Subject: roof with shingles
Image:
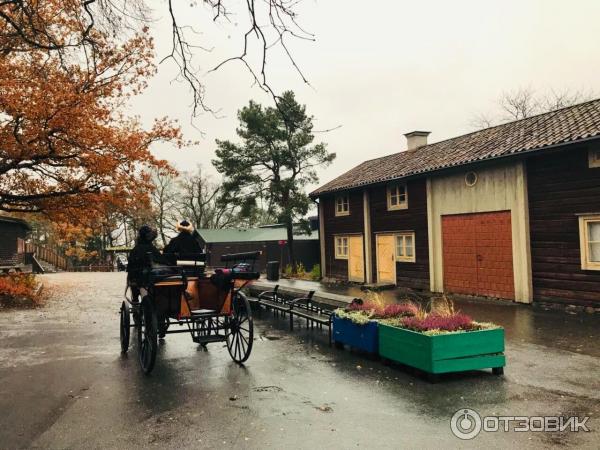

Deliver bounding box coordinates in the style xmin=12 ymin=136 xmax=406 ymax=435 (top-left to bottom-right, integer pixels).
xmin=310 ymin=98 xmax=600 ymax=196
xmin=196 ymin=227 xmax=318 ymax=243
xmin=0 ymin=215 xmax=31 ymax=230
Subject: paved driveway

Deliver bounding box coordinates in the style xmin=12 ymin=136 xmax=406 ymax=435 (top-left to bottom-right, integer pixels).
xmin=0 ymin=273 xmax=598 ymax=449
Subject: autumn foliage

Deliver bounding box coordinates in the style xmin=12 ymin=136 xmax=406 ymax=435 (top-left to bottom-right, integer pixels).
xmin=0 ymin=1 xmax=183 ymax=224
xmin=0 ymin=274 xmax=41 ymax=307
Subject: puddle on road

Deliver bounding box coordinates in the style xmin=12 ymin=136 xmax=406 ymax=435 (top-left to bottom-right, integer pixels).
xmin=253 ymin=386 xmax=283 ymax=393
xmin=259 ymin=334 xmax=282 ymax=341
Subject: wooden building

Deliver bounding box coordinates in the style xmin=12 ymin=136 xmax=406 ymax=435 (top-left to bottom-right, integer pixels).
xmin=196 ymin=224 xmax=319 ymax=273
xmin=0 ymin=216 xmax=31 ymax=267
xmin=311 ymin=100 xmax=600 ymax=308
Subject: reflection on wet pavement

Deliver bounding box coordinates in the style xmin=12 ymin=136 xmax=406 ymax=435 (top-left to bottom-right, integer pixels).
xmin=0 ymin=273 xmax=598 ymax=449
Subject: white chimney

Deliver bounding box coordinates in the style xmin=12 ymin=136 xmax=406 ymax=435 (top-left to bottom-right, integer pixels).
xmin=404 ymin=131 xmax=431 ymax=151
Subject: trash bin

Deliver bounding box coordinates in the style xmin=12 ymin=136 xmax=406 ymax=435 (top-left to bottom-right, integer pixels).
xmin=266 ymin=261 xmax=280 ymax=281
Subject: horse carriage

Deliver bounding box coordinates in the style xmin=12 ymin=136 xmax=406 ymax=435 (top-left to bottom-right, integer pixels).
xmin=119 ymin=251 xmax=260 ymax=374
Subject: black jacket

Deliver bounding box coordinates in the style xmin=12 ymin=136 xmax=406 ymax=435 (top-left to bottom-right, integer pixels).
xmin=127 ymin=240 xmax=164 ymax=283
xmin=163 ymin=231 xmax=203 ymax=258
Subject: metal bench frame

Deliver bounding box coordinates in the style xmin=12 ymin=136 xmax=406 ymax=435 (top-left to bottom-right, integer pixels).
xmin=254 ymin=285 xmax=333 ymax=345
xmin=256 ymin=285 xmax=289 ymax=317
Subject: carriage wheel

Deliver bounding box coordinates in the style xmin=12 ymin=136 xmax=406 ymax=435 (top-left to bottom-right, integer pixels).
xmin=158 ymin=315 xmax=169 ymax=339
xmin=137 ymin=297 xmax=158 ymax=374
xmin=120 ymin=301 xmax=130 ymax=353
xmin=226 ymin=291 xmax=254 ymax=364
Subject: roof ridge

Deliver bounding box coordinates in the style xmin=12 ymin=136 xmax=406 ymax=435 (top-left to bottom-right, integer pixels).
xmin=322 ymin=98 xmax=600 ymax=177
xmin=414 ymin=97 xmax=600 ymax=152
xmin=311 ymin=97 xmax=600 ymax=196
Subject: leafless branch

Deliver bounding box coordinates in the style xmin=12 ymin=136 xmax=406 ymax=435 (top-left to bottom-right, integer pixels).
xmin=1 ymin=1 xmax=314 ymax=116
xmin=470 ymin=87 xmax=595 ymax=130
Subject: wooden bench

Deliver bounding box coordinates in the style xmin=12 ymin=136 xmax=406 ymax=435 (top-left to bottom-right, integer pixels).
xmin=250 ymin=284 xmax=336 ymax=345
xmin=254 ymin=285 xmax=290 ymax=317
xmin=288 ymin=290 xmax=334 ymax=344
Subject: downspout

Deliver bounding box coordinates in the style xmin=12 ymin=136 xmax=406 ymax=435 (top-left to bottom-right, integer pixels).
xmin=313 ymin=198 xmax=326 ymax=279
xmin=363 ymin=189 xmax=373 ymax=284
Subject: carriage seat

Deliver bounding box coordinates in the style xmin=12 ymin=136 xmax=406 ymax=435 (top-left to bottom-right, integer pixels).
xmin=152 ymin=274 xmax=185 ymax=283
xmin=190 ymin=309 xmax=217 ymax=316
xmin=149 ymin=265 xmax=185 ymax=284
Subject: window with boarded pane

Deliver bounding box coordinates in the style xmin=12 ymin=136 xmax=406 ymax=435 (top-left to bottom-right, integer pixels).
xmin=589 ymin=149 xmax=600 ymax=168
xmin=387 ymin=184 xmax=408 ymax=210
xmin=395 ymin=232 xmax=415 ymax=262
xmin=335 ymin=195 xmax=350 ymax=216
xmin=335 ymin=236 xmax=349 ymax=259
xmin=579 ymin=215 xmax=600 ymax=270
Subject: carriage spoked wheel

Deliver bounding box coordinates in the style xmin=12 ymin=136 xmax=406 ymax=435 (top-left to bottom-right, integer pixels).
xmin=158 ymin=315 xmax=169 ymax=339
xmin=226 ymin=291 xmax=253 ymax=364
xmin=137 ymin=297 xmax=158 ymax=374
xmin=119 ymin=301 xmax=130 ymax=353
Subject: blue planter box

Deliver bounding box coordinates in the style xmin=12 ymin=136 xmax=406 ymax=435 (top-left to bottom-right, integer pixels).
xmin=332 ymin=316 xmax=379 ymax=353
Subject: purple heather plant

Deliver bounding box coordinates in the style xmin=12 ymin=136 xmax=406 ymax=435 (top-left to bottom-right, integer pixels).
xmin=375 ymin=303 xmax=419 ymax=319
xmin=400 ymin=313 xmax=476 ymax=333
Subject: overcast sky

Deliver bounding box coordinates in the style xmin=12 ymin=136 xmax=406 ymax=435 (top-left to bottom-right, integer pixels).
xmin=132 ymin=0 xmax=600 ymax=192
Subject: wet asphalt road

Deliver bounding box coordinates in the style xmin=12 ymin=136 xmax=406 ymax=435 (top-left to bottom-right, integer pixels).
xmin=0 ymin=272 xmax=598 ymax=449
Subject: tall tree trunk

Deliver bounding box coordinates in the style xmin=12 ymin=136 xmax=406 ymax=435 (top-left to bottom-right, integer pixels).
xmin=286 ymin=222 xmax=296 ymax=274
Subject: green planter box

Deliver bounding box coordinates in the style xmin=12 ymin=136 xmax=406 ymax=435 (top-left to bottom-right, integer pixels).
xmin=378 ymin=323 xmax=505 ymax=375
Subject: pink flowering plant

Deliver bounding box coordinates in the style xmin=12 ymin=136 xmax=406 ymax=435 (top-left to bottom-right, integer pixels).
xmin=334 ymin=293 xmax=496 ymax=333
xmin=374 ymin=303 xmax=420 ymax=319
xmin=381 ymin=296 xmax=499 ymax=335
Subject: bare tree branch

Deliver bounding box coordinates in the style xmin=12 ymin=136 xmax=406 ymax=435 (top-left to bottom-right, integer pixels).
xmin=470 ymin=87 xmax=595 ymax=130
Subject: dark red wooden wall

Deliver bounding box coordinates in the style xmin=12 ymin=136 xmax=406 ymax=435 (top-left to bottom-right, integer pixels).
xmin=321 ymin=190 xmax=364 ymax=279
xmin=368 ymin=179 xmax=430 ymax=290
xmin=0 ymin=222 xmax=28 ymax=263
xmin=203 ymin=240 xmax=319 ymax=272
xmin=527 ymin=144 xmax=600 ymax=307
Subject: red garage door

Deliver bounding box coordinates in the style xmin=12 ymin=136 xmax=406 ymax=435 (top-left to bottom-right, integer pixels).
xmin=442 ymin=211 xmax=515 ymax=300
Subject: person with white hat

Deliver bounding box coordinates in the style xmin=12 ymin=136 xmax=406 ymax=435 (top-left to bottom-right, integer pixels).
xmin=163 ymin=220 xmax=203 ymax=259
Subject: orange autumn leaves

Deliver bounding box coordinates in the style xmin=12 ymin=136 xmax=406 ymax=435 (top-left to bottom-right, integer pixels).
xmin=0 ymin=0 xmax=184 ymax=224
xmin=0 ymin=273 xmax=41 ymax=307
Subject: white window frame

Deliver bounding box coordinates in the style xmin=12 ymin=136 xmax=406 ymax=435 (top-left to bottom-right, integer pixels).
xmin=579 ymin=215 xmax=600 ymax=270
xmin=395 ymin=232 xmax=416 ymax=263
xmin=334 ymin=236 xmax=349 ymax=259
xmin=335 ymin=195 xmax=350 ymax=216
xmin=589 ymin=149 xmax=600 ymax=168
xmin=387 ymin=184 xmax=408 ymax=211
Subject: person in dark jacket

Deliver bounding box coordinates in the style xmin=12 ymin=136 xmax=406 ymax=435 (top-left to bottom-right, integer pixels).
xmin=127 ymin=225 xmax=163 ymax=301
xmin=163 ymin=220 xmax=203 ymax=262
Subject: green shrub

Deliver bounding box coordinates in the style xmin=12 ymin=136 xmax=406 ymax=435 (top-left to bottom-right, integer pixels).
xmin=283 ymin=264 xmax=293 ymax=277
xmin=309 ymin=263 xmax=321 ymax=280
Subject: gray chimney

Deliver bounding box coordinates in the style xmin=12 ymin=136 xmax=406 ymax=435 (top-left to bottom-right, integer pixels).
xmin=404 ymin=131 xmax=431 ymax=151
